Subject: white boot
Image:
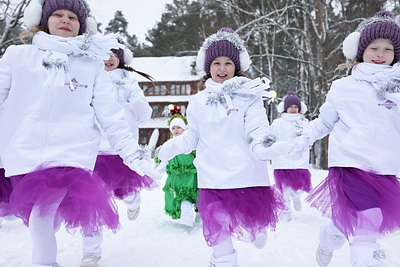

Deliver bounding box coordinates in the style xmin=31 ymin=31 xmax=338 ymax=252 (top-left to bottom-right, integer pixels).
xmin=179 ymin=200 xmax=195 ymax=228
xmin=80 ymin=255 xmax=101 ymax=267
xmin=82 ymin=231 xmax=103 ymax=261
xmin=209 ymin=250 xmax=239 ymax=267
xmin=316 ymin=222 xmax=346 ymax=267
xmin=124 ymin=193 xmax=141 ymax=221
xmin=350 ymin=242 xmax=385 ymax=267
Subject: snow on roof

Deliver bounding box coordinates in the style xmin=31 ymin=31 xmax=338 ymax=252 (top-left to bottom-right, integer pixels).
xmin=130 ymin=56 xmax=205 ymax=82
xmin=145 ymin=95 xmax=192 ymax=103
xmin=139 ymin=117 xmax=170 ymax=129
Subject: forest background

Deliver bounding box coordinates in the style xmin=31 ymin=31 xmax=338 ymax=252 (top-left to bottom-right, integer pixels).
xmin=1 ymin=0 xmax=400 ymax=169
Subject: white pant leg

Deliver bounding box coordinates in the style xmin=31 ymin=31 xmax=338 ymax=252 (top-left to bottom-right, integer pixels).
xmin=212 ymin=236 xmax=234 ymax=258
xmin=353 ymin=208 xmax=382 ymax=243
xmin=30 ymin=201 xmax=63 ymax=266
xmin=123 ymin=193 xmax=141 ymax=210
xmin=282 ymin=186 xmax=291 ymax=209
xmin=82 ymin=231 xmax=103 ymax=256
xmin=180 ymin=200 xmax=194 ymax=227
xmin=289 ymin=188 xmax=302 ymax=201
xmin=210 ymin=236 xmax=238 ymax=266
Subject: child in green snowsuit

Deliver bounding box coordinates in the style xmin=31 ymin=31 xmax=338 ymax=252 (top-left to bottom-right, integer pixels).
xmin=158 ymin=113 xmax=198 ymax=228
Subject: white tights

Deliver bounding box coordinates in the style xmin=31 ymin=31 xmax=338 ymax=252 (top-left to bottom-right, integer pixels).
xmin=29 ymin=199 xmax=64 ymax=266
xmin=353 ymin=207 xmax=383 ymax=244
xmin=212 ymin=236 xmax=234 ymax=258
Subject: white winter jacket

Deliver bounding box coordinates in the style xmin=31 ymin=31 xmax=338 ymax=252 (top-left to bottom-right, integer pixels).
xmin=305 ymin=74 xmax=400 ymax=175
xmin=270 ymin=113 xmax=310 ymax=169
xmin=99 ymin=69 xmax=152 ymax=152
xmin=0 ymin=44 xmax=140 ymax=176
xmin=163 ymin=77 xmax=272 ymax=189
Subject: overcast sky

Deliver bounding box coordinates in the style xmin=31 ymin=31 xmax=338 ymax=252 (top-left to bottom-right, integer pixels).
xmin=86 ymin=0 xmax=174 ymax=43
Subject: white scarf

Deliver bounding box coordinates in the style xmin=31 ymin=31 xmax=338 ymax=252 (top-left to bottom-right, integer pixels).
xmin=33 ymin=31 xmax=123 ymax=90
xmin=352 ymin=63 xmax=400 ymax=112
xmin=204 ymin=76 xmax=270 ymax=122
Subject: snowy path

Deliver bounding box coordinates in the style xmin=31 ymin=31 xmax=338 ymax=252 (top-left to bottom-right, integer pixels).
xmin=1 ymin=168 xmax=399 ymax=267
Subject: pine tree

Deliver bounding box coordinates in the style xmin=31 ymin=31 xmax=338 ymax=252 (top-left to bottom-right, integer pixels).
xmin=105 ymin=10 xmax=140 ymax=53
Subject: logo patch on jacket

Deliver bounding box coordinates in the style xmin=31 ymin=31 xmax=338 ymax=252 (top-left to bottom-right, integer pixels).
xmin=378 ymin=100 xmax=396 ymax=110
xmin=65 ymin=78 xmax=88 ymax=90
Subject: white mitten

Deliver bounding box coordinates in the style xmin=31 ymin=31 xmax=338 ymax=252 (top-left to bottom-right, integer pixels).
xmin=286 ymin=136 xmax=310 ymax=160
xmin=157 ymin=140 xmax=180 ymax=161
xmin=252 ymin=141 xmax=294 ymax=161
xmin=129 ymin=159 xmax=162 ymax=181
xmin=128 ymin=158 xmax=144 ymax=176
xmin=155 ymin=161 xmax=168 ymax=173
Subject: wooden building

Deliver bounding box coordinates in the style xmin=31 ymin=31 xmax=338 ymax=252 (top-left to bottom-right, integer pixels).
xmin=130 ymin=56 xmax=205 ymax=147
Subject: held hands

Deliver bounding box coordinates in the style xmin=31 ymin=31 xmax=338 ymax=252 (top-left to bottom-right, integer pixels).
xmin=252 ymin=141 xmax=294 ymax=161
xmin=128 ymin=158 xmax=162 ymax=181
xmin=155 ymin=161 xmax=168 ymax=173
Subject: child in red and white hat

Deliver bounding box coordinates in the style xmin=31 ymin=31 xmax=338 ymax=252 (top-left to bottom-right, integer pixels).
xmin=156 ymin=105 xmax=199 ymax=229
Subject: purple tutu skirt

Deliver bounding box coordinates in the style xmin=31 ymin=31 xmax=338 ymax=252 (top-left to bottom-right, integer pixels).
xmin=0 ymin=169 xmax=22 ymax=217
xmin=0 ymin=168 xmax=12 ymax=217
xmin=9 ymin=165 xmax=119 ymax=236
xmin=197 ymin=186 xmax=285 ymax=246
xmin=306 ymin=167 xmax=400 ymax=238
xmin=273 ymin=169 xmax=312 ymax=192
xmin=94 ymin=154 xmax=156 ymax=199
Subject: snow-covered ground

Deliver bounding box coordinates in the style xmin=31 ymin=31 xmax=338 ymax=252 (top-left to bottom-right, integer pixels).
xmin=1 ymin=168 xmax=399 ymax=267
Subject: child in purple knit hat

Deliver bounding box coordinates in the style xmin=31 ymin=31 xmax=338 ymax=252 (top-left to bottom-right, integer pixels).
xmin=80 ymin=45 xmax=159 ymax=267
xmin=270 ymin=92 xmax=312 ymax=222
xmin=158 ymin=28 xmax=293 ymax=266
xmin=289 ymin=11 xmax=400 ymax=267
xmin=0 ymin=0 xmax=158 ymax=266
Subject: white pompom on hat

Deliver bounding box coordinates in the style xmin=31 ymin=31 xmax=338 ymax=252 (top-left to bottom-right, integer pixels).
xmin=23 ymin=0 xmax=45 ymax=29
xmin=342 ymin=32 xmax=361 ymax=61
xmin=124 ymin=47 xmax=133 ymax=65
xmin=111 ymin=46 xmax=133 ymax=68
